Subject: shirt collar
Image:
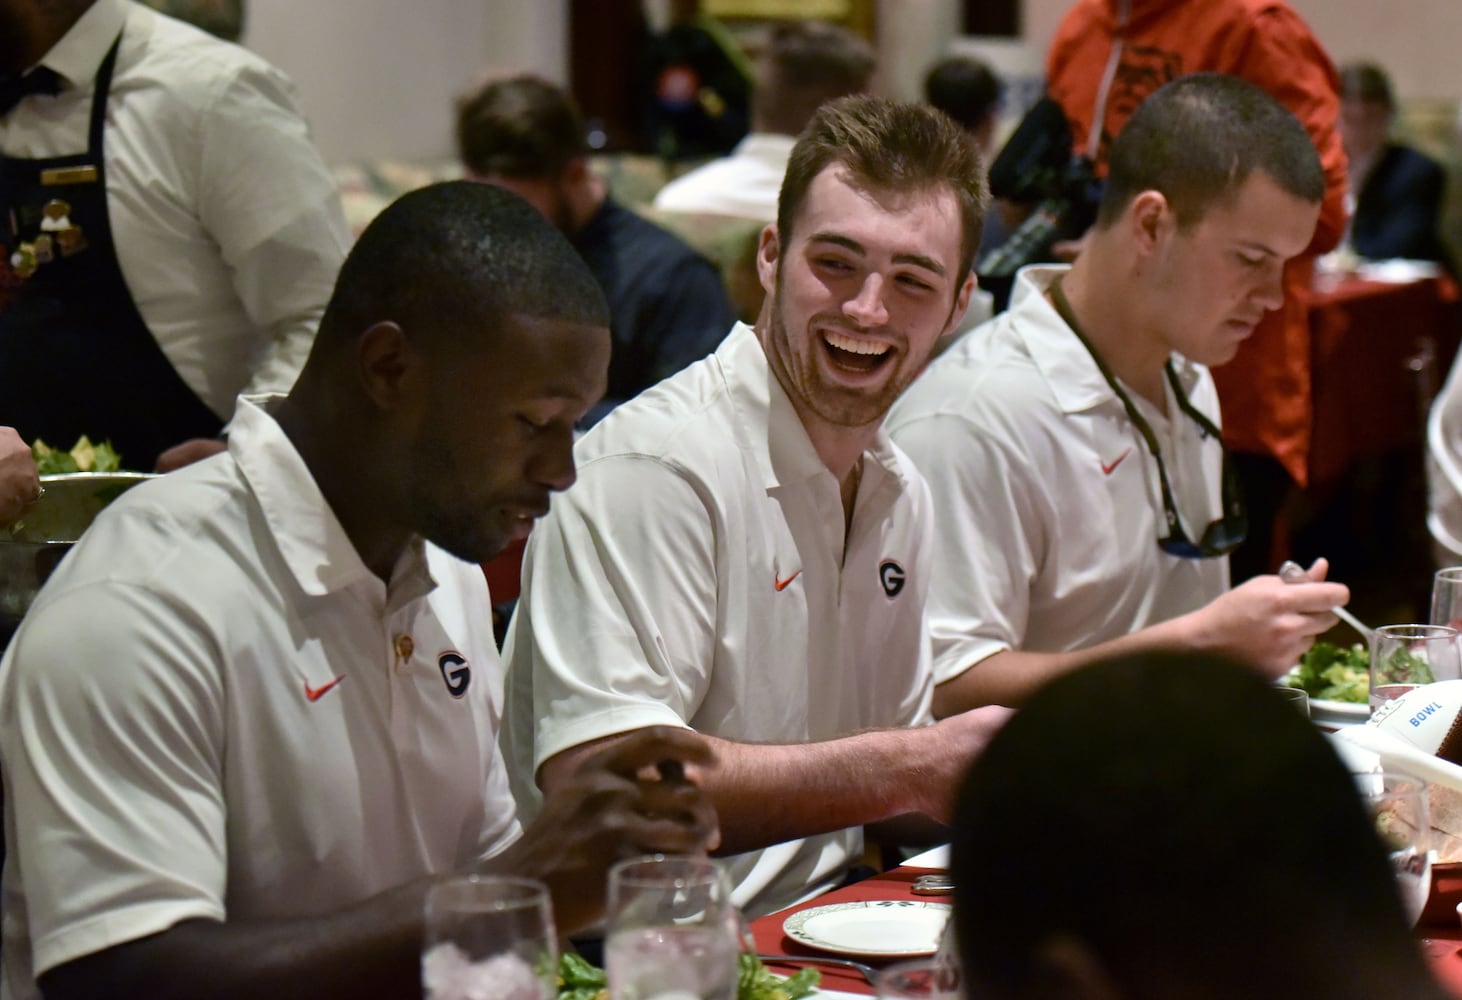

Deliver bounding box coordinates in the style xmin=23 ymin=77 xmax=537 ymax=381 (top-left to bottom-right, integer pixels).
xmin=229 ymin=394 xmax=435 ymax=601
xmin=719 ymin=322 xmax=910 ymax=495
xmin=1009 ymin=264 xmax=1202 ymax=414
xmin=36 ymin=0 xmax=125 ymax=90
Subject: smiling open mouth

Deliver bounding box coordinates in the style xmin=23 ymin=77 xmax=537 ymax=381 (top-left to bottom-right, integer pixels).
xmin=823 ymin=329 xmax=892 ymax=373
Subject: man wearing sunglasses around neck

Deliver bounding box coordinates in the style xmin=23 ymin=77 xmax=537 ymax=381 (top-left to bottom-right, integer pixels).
xmin=888 ymin=73 xmax=1350 ymax=715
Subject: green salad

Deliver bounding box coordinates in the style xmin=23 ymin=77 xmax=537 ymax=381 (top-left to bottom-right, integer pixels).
xmin=557 ymin=952 xmax=818 ymax=1000
xmin=32 ymin=435 xmax=121 ymax=475
xmin=1288 ymin=641 xmax=1370 ymax=704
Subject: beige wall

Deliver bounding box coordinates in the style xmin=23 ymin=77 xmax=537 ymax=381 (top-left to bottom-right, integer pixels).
xmin=244 ymin=0 xmax=568 ymax=165
xmin=236 ymin=0 xmax=1460 ymax=167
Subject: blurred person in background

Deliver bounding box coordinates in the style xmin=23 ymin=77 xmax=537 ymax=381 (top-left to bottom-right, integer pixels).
xmin=457 ymin=73 xmax=734 ymax=427
xmin=950 ymin=650 xmax=1451 ymax=1000
xmin=1039 ymin=0 xmax=1348 ymax=583
xmin=923 ymin=54 xmax=1002 ymax=161
xmin=1338 ymin=61 xmax=1452 ymax=268
xmin=0 ymin=0 xmax=348 ymax=473
xmin=923 ymin=52 xmax=1003 ymax=346
xmin=639 ymin=0 xmax=752 ymax=162
xmin=652 ymin=19 xmax=875 ymax=223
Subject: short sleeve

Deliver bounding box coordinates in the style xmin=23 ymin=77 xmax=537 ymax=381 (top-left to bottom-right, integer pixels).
xmin=0 ymin=582 xmax=227 ymax=976
xmin=505 ymin=453 xmax=719 ymax=781
xmin=891 ymin=412 xmax=1042 ymax=684
xmin=196 ymin=61 xmax=350 ymax=400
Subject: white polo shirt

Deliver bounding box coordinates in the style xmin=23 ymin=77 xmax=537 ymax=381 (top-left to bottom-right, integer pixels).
xmin=502 ymin=323 xmax=935 ymax=917
xmin=886 ymin=265 xmax=1228 ymax=685
xmin=0 ymin=396 xmax=517 ymax=1000
xmin=651 ymin=133 xmax=795 ymax=222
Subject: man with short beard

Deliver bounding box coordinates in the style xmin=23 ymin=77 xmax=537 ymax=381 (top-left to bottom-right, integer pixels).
xmin=502 ymin=94 xmax=1011 ymax=918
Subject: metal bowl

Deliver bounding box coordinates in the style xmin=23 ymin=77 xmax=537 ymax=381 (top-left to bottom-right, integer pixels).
xmin=0 ymin=473 xmax=157 ymax=628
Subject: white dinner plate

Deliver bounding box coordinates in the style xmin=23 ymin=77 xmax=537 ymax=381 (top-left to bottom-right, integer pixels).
xmin=783 ymin=900 xmax=950 ymax=959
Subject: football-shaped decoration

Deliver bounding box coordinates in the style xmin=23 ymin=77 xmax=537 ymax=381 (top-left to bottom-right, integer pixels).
xmin=1367 ymin=679 xmax=1462 ymax=766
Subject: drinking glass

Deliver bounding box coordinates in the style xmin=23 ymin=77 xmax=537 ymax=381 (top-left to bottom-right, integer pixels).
xmin=1352 ymin=770 xmax=1432 ymax=926
xmin=605 ymin=855 xmax=739 ymax=1000
xmin=1368 ymin=624 xmax=1461 ymax=710
xmin=1273 ymin=684 xmax=1310 ymax=717
xmin=1432 ymin=567 xmax=1462 ymax=631
xmin=874 ymin=956 xmax=964 ymax=1000
xmin=422 ymin=875 xmax=557 ymax=1000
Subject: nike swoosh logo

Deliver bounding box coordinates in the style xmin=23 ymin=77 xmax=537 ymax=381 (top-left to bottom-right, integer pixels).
xmin=303 ymin=676 xmax=346 ymax=702
xmin=1101 ymin=448 xmax=1132 ymax=476
xmin=774 ymin=570 xmax=801 ymax=592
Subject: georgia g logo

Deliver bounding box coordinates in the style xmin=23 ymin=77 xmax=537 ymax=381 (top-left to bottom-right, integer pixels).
xmin=438 ymin=651 xmax=471 ymax=698
xmin=879 ymin=560 xmax=906 ymax=598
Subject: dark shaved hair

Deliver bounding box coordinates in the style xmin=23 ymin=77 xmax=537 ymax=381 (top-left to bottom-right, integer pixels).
xmin=1097 ymin=72 xmax=1325 ymax=231
xmin=316 ymin=181 xmax=608 ymax=355
xmin=777 ymin=94 xmax=988 ymax=281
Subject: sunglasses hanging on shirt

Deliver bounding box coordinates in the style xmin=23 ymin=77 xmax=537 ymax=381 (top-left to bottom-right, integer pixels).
xmin=1048 ymin=275 xmax=1247 ymax=559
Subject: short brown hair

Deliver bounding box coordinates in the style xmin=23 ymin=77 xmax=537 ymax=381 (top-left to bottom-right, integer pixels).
xmin=1097 ymin=72 xmax=1325 ymax=231
xmin=1338 ymin=62 xmax=1395 ymax=110
xmin=777 ymin=94 xmax=989 ymax=280
xmin=753 ymin=21 xmax=875 ymax=136
xmin=455 ymin=74 xmax=587 ymax=180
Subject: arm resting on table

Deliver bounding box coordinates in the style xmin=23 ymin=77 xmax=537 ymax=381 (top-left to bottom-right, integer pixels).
xmin=539 ymin=713 xmax=1006 ymax=858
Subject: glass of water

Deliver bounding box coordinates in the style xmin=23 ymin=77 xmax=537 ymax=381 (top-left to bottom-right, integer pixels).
xmin=1368 ymin=624 xmax=1461 ymax=710
xmin=422 ymin=875 xmax=557 ymax=1000
xmin=605 ymin=855 xmax=739 ymax=1000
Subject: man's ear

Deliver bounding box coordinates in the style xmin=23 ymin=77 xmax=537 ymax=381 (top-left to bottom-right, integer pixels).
xmin=756 ymin=223 xmax=780 ymax=295
xmin=1128 ymin=189 xmax=1173 ymax=257
xmin=943 ymin=270 xmax=979 ymax=337
xmin=356 ymin=321 xmax=421 ymax=411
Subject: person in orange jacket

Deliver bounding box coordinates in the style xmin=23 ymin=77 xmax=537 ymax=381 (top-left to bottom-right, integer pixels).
xmin=1044 ymin=0 xmax=1348 ymax=581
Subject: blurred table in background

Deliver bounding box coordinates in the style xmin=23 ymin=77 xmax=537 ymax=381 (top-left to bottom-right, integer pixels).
xmin=1285 ymin=269 xmax=1461 ymax=627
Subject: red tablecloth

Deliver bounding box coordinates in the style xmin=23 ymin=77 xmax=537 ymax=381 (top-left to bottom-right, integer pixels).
xmin=748 ymin=868 xmax=921 ymax=996
xmin=750 ymin=864 xmax=1462 ymax=997
xmin=1302 ymin=272 xmax=1461 ymax=489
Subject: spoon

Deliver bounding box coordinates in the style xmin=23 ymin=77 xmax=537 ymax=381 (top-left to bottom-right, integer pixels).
xmin=1276 ymin=559 xmax=1374 ymax=643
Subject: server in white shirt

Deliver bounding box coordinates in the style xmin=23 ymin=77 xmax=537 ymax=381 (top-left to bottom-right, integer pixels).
xmin=504 ymin=95 xmax=1010 ymax=918
xmin=0 ymin=182 xmax=716 ymax=1000
xmin=0 ymin=0 xmax=350 ymax=472
xmin=887 ymin=74 xmax=1350 ymax=717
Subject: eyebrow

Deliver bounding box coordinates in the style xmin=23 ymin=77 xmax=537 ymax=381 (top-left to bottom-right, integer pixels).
xmin=807 ymin=232 xmax=949 ymax=278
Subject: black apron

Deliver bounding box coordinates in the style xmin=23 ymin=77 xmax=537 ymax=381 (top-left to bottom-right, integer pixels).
xmin=0 ymin=38 xmax=223 ymax=472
